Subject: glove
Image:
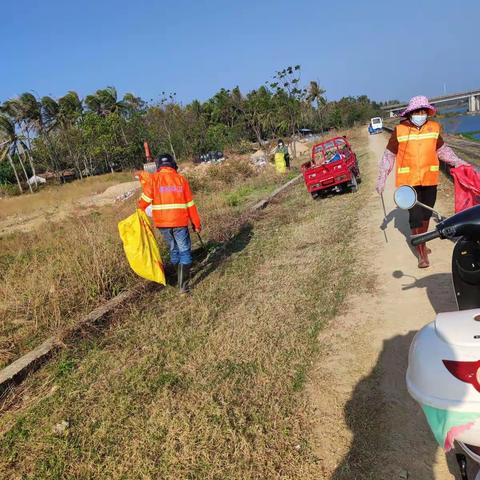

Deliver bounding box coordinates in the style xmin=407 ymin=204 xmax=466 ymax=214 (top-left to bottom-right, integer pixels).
xmin=375 ymin=177 xmax=385 ymax=195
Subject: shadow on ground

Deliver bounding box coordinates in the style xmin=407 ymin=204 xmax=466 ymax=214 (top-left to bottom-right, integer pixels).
xmin=191 ymin=223 xmax=254 ymax=286
xmin=331 ymin=330 xmax=465 ymax=479
xmin=380 ymin=207 xmax=417 ymax=257
xmin=392 ymin=270 xmax=457 ymax=314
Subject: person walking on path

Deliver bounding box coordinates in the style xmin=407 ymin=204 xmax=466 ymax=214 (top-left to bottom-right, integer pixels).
xmin=376 ymin=95 xmax=468 ymax=268
xmin=138 ymin=153 xmax=202 ymax=293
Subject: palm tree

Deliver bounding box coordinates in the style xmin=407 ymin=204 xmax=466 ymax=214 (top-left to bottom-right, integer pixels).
xmin=307 ymin=81 xmax=327 ymax=132
xmin=0 ymin=114 xmax=29 ymax=193
xmin=84 ymin=92 xmax=102 ymax=115
xmin=58 ymin=91 xmax=85 ymax=177
xmin=2 ymin=93 xmax=41 ymax=188
xmin=18 ymin=93 xmax=43 ymax=186
xmin=85 ymin=87 xmax=129 ymax=144
xmin=41 ymin=95 xmax=60 ymax=130
xmin=85 ymin=86 xmax=126 ymax=116
xmin=39 ymin=96 xmax=65 ymax=174
xmin=58 ymin=91 xmax=83 ymax=126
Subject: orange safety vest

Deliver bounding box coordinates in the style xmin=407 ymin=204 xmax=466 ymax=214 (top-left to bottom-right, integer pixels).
xmin=137 ymin=167 xmax=201 ymax=230
xmin=395 ymin=120 xmax=441 ymax=187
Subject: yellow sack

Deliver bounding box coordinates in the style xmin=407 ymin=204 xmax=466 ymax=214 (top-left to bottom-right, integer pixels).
xmin=118 ymin=209 xmax=166 ymax=285
xmin=274 ymin=152 xmax=286 ymax=173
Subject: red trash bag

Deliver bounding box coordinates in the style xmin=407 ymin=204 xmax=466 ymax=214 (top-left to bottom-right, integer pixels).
xmin=450 ymin=165 xmax=480 ymax=213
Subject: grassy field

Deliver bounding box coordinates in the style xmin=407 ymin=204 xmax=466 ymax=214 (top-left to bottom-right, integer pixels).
xmin=0 ymin=159 xmax=296 ymax=368
xmin=0 ymin=130 xmax=372 ymax=479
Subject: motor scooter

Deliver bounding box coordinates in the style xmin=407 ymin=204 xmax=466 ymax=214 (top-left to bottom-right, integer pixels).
xmin=394 ymin=185 xmax=480 ymax=480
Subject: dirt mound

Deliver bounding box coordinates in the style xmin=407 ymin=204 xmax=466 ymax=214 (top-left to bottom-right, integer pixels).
xmin=79 ymin=181 xmax=139 ymax=207
xmin=0 ymin=181 xmax=140 ymax=236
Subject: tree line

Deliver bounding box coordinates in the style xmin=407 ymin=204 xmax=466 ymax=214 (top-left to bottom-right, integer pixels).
xmin=0 ymin=66 xmax=383 ymax=193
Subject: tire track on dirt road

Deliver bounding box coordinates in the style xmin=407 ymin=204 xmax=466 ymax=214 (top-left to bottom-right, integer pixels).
xmin=310 ymin=130 xmax=461 ymax=479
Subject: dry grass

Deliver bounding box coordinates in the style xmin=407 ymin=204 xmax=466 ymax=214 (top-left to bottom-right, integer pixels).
xmin=0 ymin=172 xmax=133 ymax=221
xmin=0 ymin=131 xmax=371 ymax=479
xmin=0 ymin=158 xmax=292 ymax=367
xmin=0 ymin=204 xmax=138 ymax=366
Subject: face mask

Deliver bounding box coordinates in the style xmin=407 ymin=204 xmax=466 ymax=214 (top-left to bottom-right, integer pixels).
xmin=411 ymin=114 xmax=427 ymax=127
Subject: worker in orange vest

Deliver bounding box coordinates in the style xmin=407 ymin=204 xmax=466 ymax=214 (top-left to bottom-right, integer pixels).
xmin=376 ymin=95 xmax=468 ymax=268
xmin=138 ymin=154 xmax=201 ymax=293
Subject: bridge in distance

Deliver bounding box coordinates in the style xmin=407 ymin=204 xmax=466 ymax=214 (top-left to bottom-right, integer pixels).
xmin=381 ymin=89 xmax=480 ymax=117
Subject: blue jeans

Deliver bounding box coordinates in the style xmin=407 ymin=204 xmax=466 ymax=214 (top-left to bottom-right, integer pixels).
xmin=159 ymin=227 xmax=192 ymax=265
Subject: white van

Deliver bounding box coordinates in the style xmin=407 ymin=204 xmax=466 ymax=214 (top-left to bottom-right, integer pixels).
xmin=368 ymin=117 xmax=383 ymax=134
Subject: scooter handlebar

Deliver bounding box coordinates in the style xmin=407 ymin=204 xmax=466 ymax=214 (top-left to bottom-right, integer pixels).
xmin=411 ymin=229 xmax=441 ymax=246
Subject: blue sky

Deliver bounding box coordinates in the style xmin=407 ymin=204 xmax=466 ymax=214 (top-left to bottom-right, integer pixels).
xmin=2 ymin=0 xmax=479 ymax=105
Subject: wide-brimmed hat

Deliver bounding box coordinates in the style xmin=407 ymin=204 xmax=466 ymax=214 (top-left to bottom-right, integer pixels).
xmin=400 ymin=95 xmax=436 ymax=117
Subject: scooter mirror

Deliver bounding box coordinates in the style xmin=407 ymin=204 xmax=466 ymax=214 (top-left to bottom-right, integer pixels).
xmin=394 ymin=186 xmax=417 ymax=210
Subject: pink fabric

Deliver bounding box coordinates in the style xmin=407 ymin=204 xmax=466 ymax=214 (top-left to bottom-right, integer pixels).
xmin=445 ymin=422 xmax=476 ymax=451
xmin=451 ymin=165 xmax=480 ymax=213
xmin=400 ymin=95 xmax=436 ymax=117
xmin=437 ymin=144 xmax=469 ymax=168
xmin=376 ymin=149 xmax=395 ymax=193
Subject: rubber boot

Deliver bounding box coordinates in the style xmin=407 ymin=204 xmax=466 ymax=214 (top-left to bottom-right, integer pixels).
xmin=178 ymin=264 xmax=191 ymax=294
xmin=164 ymin=262 xmax=178 ymax=286
xmin=421 ymin=220 xmax=432 ymax=255
xmin=412 ymin=228 xmax=430 ymax=268
xmin=417 ymin=243 xmax=430 ymax=268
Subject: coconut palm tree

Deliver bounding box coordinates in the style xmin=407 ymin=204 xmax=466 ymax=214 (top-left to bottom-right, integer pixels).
xmin=85 ymin=86 xmax=126 ymax=116
xmin=84 ymin=92 xmax=102 ymax=116
xmin=307 ymin=81 xmax=327 ymax=132
xmin=0 ymin=114 xmax=29 ymax=193
xmin=41 ymin=95 xmax=60 ymax=130
xmin=58 ymin=91 xmax=83 ymax=127
xmin=85 ymin=87 xmax=131 ymax=144
xmin=2 ymin=93 xmax=42 ymax=188
xmin=57 ymin=91 xmax=85 ymax=177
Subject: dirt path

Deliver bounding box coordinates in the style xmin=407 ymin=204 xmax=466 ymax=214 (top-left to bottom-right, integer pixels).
xmin=311 ymin=131 xmax=463 ymax=479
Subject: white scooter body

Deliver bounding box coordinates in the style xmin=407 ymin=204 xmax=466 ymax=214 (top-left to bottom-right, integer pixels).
xmin=407 ymin=309 xmax=480 ymax=447
xmin=394 ymin=187 xmax=480 ymax=478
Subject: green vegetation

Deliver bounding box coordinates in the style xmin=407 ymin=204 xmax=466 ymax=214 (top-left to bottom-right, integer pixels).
xmin=460 ymin=130 xmax=480 ymax=142
xmin=0 ymin=66 xmax=381 ymax=193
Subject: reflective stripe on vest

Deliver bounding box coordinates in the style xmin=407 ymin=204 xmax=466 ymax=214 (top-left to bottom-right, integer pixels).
xmin=397 ymin=132 xmax=440 ymax=142
xmin=151 ymin=200 xmax=195 ymax=211
xmin=141 ymin=193 xmax=153 ymax=203
xmin=397 ymin=165 xmax=439 ymax=175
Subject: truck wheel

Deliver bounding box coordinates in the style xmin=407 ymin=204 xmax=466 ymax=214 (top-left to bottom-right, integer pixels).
xmin=350 ymin=173 xmax=358 ymax=193
xmin=311 ymin=191 xmax=320 ymax=200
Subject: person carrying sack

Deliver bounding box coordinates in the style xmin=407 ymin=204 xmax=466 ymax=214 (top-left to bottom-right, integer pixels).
xmin=376 ymin=95 xmax=468 ymax=268
xmin=138 ymin=153 xmax=202 ymax=293
xmin=275 ymin=139 xmax=290 ymax=171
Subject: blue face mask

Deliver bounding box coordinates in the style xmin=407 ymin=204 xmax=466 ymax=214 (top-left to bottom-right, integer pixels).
xmin=411 ymin=114 xmax=427 ymax=127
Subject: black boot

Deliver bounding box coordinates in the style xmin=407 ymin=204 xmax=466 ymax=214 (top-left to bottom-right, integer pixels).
xmin=164 ymin=262 xmax=178 ymax=286
xmin=177 ymin=264 xmax=191 ymax=294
